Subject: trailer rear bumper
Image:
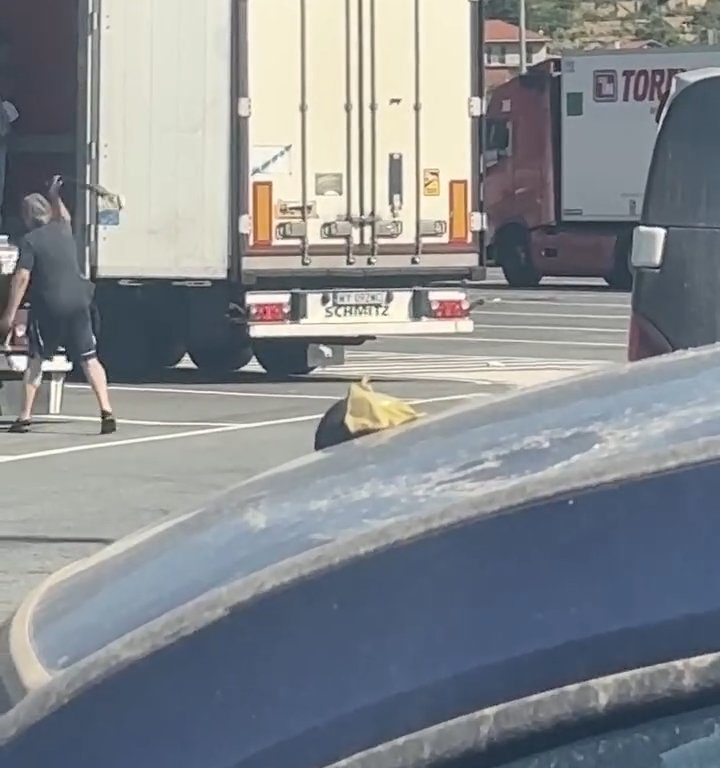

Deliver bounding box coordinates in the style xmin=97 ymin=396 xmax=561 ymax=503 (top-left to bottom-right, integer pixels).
xmin=245 ymin=287 xmax=474 ymax=339
xmin=249 ymin=318 xmax=474 ymax=339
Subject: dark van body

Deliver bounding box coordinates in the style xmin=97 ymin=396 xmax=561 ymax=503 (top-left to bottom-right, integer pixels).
xmin=630 ymin=70 xmax=720 ymax=361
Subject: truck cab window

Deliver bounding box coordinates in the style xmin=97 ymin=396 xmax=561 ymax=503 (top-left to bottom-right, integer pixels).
xmin=486 ymin=119 xmax=512 ymax=164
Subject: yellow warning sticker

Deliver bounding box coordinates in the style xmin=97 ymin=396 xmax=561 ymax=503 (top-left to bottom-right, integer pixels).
xmin=423 ymin=169 xmax=440 ymax=196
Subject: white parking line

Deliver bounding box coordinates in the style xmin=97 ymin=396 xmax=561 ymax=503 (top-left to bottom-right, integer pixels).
xmin=385 ymin=334 xmax=627 ymax=348
xmin=472 ymin=336 xmax=626 ymax=348
xmin=43 ymin=415 xmax=242 ymax=428
xmin=68 ymin=384 xmax=486 ymax=401
xmin=472 ymin=310 xmax=629 ymax=321
xmin=411 ymin=394 xmax=483 ymax=405
xmin=484 ymin=299 xmax=629 ymax=310
xmin=0 ymin=413 xmax=324 ymax=465
xmin=66 ymin=384 xmax=339 ymax=400
xmin=470 ymin=323 xmax=627 ymax=334
xmin=0 ymin=393 xmax=487 ymax=464
xmin=356 ymin=350 xmax=609 ymax=365
xmin=42 ymin=393 xmax=482 ymax=430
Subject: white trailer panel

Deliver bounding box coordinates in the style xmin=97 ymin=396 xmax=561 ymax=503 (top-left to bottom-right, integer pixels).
xmin=244 ymin=0 xmax=478 ymax=268
xmin=93 ymin=0 xmax=231 ymax=279
xmin=560 ymin=47 xmax=720 ymax=223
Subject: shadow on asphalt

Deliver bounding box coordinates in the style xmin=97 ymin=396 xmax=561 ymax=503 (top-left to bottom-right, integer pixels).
xmin=0 ymin=418 xmax=73 ymax=428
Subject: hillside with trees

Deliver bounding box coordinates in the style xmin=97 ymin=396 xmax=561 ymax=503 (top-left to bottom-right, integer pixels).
xmin=486 ymin=0 xmax=720 ymax=48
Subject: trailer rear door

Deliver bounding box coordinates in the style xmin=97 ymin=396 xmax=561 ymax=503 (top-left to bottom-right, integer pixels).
xmin=560 ymin=47 xmax=720 ymax=223
xmin=89 ymin=0 xmax=232 ymax=279
xmin=238 ymin=0 xmax=482 ymax=279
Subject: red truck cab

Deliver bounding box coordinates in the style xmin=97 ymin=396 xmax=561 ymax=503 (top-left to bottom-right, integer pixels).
xmin=485 ymin=59 xmax=628 ymax=289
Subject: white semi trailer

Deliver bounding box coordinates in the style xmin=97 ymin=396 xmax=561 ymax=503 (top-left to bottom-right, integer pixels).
xmin=0 ymin=0 xmax=485 ymax=376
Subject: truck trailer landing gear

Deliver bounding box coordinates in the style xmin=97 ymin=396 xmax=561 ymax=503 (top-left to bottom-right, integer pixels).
xmin=605 ymin=231 xmax=634 ymax=291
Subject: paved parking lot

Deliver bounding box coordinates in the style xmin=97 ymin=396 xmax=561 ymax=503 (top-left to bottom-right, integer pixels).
xmin=0 ymin=373 xmax=494 ymax=617
xmin=0 ymin=272 xmax=631 ymax=622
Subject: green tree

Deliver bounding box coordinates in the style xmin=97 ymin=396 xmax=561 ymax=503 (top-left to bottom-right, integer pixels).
xmin=485 ymin=0 xmax=577 ymax=36
xmin=691 ymin=0 xmax=720 ymax=43
xmin=640 ymin=0 xmax=670 ymax=9
xmin=527 ymin=0 xmax=577 ymax=37
xmin=485 ymin=0 xmax=519 ymax=23
xmin=628 ymin=0 xmax=681 ymax=45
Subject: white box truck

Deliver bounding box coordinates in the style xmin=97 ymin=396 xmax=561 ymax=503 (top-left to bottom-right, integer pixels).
xmin=485 ymin=46 xmax=720 ymax=289
xmin=0 ymin=0 xmax=484 ymax=377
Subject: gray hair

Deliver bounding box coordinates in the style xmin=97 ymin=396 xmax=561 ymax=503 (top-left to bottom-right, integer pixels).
xmin=22 ymin=193 xmax=52 ymax=229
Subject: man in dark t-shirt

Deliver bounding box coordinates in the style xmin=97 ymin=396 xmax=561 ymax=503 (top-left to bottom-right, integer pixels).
xmin=0 ymin=177 xmax=116 ymax=434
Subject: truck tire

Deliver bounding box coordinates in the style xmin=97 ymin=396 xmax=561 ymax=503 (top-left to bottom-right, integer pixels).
xmin=149 ymin=340 xmax=186 ymax=369
xmin=606 ymin=232 xmax=634 ymax=291
xmin=254 ymin=341 xmax=316 ymax=378
xmin=96 ymin=289 xmax=186 ymax=379
xmin=497 ymin=229 xmax=540 ymax=288
xmin=95 ymin=299 xmax=155 ymax=380
xmin=187 ymin=342 xmax=253 ymax=374
xmin=145 ymin=307 xmax=187 ymax=369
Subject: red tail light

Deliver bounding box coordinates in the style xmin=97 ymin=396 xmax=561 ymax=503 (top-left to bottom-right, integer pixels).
xmin=249 ymin=302 xmax=290 ymax=323
xmin=430 ymin=299 xmax=470 ymax=319
xmin=628 ymin=311 xmax=672 ymax=362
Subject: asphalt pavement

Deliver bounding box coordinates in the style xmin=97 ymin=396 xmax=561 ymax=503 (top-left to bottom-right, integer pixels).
xmin=0 ymin=270 xmax=630 ymax=622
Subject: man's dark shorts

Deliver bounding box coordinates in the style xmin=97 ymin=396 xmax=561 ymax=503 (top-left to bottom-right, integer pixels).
xmin=28 ymin=306 xmax=98 ymax=364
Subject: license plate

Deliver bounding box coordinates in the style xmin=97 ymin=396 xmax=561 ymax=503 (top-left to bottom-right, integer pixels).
xmin=334 ymin=291 xmax=388 ymax=307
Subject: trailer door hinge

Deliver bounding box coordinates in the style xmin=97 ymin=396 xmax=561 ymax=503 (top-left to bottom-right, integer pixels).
xmin=468 ymin=96 xmax=485 ymax=117
xmin=238 ymin=97 xmax=252 ymax=118
xmin=239 ymin=214 xmax=251 ymax=235
xmin=470 ymin=211 xmax=487 ymax=232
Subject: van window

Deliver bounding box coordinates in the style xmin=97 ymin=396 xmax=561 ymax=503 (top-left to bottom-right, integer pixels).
xmin=644 ymin=79 xmax=720 ymax=228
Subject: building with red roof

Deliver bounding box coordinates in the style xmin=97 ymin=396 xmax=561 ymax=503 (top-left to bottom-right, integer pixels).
xmin=484 ymin=19 xmax=551 ymax=90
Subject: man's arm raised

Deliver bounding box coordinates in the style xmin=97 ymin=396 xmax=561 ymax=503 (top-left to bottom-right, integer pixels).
xmin=48 ymin=175 xmax=71 ymax=223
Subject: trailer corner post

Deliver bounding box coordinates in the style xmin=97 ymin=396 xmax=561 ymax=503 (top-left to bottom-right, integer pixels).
xmin=344 ymin=0 xmax=355 ymax=266
xmin=519 ymin=0 xmax=527 ymax=74
xmin=413 ymin=0 xmax=422 ymax=265
xmin=369 ymin=0 xmax=379 ymax=265
xmin=477 ymin=0 xmax=487 ymax=265
xmin=300 ymin=0 xmax=310 ymax=266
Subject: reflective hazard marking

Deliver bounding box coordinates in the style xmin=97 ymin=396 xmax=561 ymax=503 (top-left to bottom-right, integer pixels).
xmin=423 ymin=169 xmax=440 ymax=196
xmin=449 ymin=180 xmax=468 ymax=243
xmin=252 ymin=182 xmax=273 ymax=246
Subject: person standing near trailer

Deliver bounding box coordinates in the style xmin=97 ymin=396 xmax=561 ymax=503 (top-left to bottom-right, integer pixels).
xmin=0 ymin=176 xmax=116 ymax=434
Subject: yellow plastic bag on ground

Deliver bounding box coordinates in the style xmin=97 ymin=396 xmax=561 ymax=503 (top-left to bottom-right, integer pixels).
xmin=314 ymin=376 xmax=422 ymax=450
xmin=344 ymin=376 xmax=420 ymax=434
